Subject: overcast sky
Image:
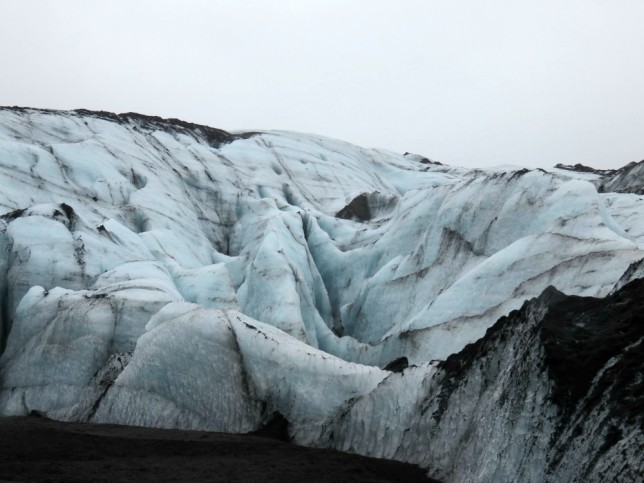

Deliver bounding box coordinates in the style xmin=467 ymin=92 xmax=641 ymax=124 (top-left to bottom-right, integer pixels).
xmin=1 ymin=1 xmax=643 ymax=169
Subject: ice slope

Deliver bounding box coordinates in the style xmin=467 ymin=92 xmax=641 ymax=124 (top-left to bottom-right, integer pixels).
xmin=0 ymin=107 xmax=642 ymax=481
xmin=320 ymin=279 xmax=644 ymax=482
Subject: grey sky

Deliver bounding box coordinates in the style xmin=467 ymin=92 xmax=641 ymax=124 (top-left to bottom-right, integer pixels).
xmin=1 ymin=0 xmax=643 ymax=169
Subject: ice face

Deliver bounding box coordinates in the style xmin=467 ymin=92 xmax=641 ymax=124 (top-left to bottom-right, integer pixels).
xmin=0 ymin=108 xmax=642 ymax=480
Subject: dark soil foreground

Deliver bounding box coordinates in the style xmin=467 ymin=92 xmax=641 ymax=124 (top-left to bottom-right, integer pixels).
xmin=0 ymin=416 xmax=438 ymax=483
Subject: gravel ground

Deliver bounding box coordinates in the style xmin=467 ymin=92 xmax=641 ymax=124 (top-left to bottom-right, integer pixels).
xmin=0 ymin=416 xmax=438 ymax=482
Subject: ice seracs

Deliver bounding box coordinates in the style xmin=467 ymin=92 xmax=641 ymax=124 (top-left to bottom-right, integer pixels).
xmin=0 ymin=107 xmax=642 ymax=482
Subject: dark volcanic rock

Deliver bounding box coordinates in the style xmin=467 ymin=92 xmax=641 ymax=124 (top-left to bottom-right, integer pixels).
xmin=418 ymin=279 xmax=644 ymax=481
xmin=540 ymin=279 xmax=644 ymax=418
xmin=384 ymin=356 xmax=409 ymax=373
xmin=337 ymin=193 xmax=372 ymax=222
xmin=336 ymin=191 xmax=399 ymax=222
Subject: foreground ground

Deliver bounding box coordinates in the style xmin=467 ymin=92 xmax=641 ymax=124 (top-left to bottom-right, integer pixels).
xmin=0 ymin=416 xmax=436 ymax=482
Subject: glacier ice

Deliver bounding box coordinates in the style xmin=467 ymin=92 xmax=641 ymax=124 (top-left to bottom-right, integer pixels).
xmin=0 ymin=107 xmax=642 ymax=482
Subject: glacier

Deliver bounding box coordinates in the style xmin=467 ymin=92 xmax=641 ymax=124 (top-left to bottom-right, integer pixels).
xmin=0 ymin=107 xmax=642 ymax=482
